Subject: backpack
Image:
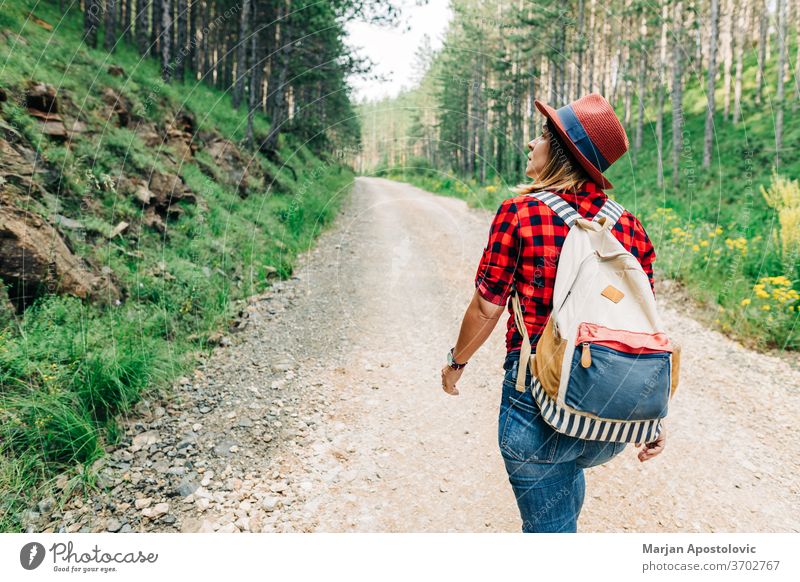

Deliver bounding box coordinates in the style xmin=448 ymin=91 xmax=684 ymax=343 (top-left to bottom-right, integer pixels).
xmin=510 ymin=191 xmax=681 ymax=444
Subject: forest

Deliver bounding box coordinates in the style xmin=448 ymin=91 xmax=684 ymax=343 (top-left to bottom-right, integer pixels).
xmin=0 ymin=0 xmax=392 ymax=532
xmin=359 ymin=0 xmax=800 ymax=352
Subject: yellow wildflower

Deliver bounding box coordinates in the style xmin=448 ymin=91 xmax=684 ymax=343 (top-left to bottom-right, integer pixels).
xmin=740 ymin=298 xmax=751 ymax=306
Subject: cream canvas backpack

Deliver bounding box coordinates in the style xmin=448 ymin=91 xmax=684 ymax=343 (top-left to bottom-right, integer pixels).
xmin=511 ymin=191 xmax=681 ymax=444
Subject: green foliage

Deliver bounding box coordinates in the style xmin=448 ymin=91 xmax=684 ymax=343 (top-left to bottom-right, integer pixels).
xmin=365 ymin=0 xmax=800 ymax=353
xmin=0 ymin=0 xmax=356 ymax=531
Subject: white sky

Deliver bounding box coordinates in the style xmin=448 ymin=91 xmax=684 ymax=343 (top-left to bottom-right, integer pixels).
xmin=345 ymin=0 xmax=453 ymax=103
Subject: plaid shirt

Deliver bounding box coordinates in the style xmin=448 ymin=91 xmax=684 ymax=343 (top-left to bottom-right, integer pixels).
xmin=474 ymin=181 xmax=657 ymax=355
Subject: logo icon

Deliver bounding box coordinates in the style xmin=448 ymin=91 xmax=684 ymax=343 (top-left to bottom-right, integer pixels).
xmin=20 ymin=542 xmax=46 ymax=570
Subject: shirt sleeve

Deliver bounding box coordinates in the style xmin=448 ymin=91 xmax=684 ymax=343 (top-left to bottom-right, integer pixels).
xmin=632 ymin=216 xmax=657 ymax=298
xmin=474 ymin=199 xmax=520 ymax=306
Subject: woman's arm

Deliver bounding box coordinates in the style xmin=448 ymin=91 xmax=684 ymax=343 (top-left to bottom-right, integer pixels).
xmin=453 ymin=289 xmax=506 ymax=363
xmin=442 ymin=198 xmax=519 ymax=395
xmin=441 ymin=289 xmax=506 ymax=395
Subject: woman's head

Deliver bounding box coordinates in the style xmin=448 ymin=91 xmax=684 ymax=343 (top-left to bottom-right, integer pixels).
xmin=514 ymin=119 xmax=593 ymax=195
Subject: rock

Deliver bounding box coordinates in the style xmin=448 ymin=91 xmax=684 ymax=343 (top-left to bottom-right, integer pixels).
xmin=175 ymin=479 xmax=199 ymax=498
xmin=181 ymin=517 xmax=214 ymax=533
xmin=270 ymin=481 xmax=288 ymax=493
xmin=132 ymin=431 xmax=160 ymax=448
xmin=37 ymin=497 xmax=56 ymax=514
xmin=142 ymin=207 xmax=166 ymax=234
xmin=206 ymin=331 xmax=230 ymax=346
xmin=217 ymin=522 xmax=238 ymax=533
xmin=141 ymin=502 xmax=169 ymax=519
xmin=134 ymin=497 xmax=153 ymax=510
xmin=0 ymin=205 xmax=120 ymax=309
xmin=25 ymin=82 xmax=67 ymax=141
xmin=0 ymin=137 xmax=40 ymax=182
xmin=108 ymin=221 xmax=129 ymax=238
xmin=106 ymin=518 xmax=123 ymax=532
xmin=101 ymin=88 xmax=132 ymax=127
xmin=53 ymin=214 xmax=84 ymax=230
xmin=25 ymin=82 xmax=59 ymax=115
xmin=261 ymin=497 xmax=280 ymax=511
xmin=202 ymin=137 xmax=260 ymax=197
xmin=213 ymin=439 xmax=238 ymax=457
xmin=39 ymin=120 xmax=68 ymax=141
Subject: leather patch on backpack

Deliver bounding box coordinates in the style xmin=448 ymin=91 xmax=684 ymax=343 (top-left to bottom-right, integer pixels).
xmin=601 ymin=284 xmax=624 ymax=303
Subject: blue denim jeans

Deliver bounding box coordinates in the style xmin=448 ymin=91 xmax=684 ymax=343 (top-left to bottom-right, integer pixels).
xmin=499 ymin=351 xmax=627 ymax=533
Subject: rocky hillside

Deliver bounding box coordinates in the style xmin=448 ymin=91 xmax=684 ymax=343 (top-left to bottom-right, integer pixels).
xmin=0 ymin=4 xmax=354 ymax=532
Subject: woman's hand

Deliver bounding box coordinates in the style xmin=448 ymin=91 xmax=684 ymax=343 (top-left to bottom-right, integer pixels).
xmin=441 ymin=364 xmax=464 ymax=396
xmin=635 ymin=424 xmax=666 ymax=462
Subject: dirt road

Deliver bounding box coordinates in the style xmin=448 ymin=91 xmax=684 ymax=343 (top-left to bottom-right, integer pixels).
xmin=51 ymin=177 xmax=800 ymax=533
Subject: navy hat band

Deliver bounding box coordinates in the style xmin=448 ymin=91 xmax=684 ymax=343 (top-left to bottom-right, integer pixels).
xmin=557 ymin=104 xmax=611 ymax=172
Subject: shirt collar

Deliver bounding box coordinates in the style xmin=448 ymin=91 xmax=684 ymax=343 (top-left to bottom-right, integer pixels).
xmin=553 ymin=180 xmax=607 ymax=213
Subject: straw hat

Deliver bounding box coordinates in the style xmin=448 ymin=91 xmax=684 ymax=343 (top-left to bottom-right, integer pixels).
xmin=534 ymin=92 xmax=629 ymax=189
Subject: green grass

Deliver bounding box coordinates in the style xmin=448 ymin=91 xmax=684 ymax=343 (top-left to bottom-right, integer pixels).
xmin=0 ymin=1 xmax=355 ymax=531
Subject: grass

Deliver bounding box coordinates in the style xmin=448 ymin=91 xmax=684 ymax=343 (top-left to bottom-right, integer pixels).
xmin=0 ymin=1 xmax=355 ymax=531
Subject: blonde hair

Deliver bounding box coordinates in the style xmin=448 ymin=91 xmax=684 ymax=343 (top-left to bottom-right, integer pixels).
xmin=511 ymin=120 xmax=593 ymax=195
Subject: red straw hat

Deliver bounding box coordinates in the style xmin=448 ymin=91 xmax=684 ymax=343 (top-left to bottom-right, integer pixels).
xmin=534 ymin=92 xmax=629 ymax=189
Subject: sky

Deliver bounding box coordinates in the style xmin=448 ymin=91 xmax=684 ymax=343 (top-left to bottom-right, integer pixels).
xmin=345 ymin=0 xmax=453 ymax=103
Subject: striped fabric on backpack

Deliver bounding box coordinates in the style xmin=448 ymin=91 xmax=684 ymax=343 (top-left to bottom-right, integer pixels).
xmin=511 ymin=191 xmax=681 ymax=444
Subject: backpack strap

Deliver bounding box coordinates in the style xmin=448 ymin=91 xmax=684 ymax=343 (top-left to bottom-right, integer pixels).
xmin=526 ymin=191 xmax=582 ymax=227
xmin=592 ymin=197 xmax=625 ymax=229
xmin=527 ymin=190 xmax=626 ymax=230
xmin=510 ymin=288 xmax=533 ymax=393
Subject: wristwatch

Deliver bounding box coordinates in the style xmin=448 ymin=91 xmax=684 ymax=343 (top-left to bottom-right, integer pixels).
xmin=447 ymin=347 xmax=468 ymax=370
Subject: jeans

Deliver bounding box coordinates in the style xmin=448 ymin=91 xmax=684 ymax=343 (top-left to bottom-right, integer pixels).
xmin=499 ymin=351 xmax=627 ymax=533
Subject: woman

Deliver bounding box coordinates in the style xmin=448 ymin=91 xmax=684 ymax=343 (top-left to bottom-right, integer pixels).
xmin=440 ymin=93 xmax=666 ymax=533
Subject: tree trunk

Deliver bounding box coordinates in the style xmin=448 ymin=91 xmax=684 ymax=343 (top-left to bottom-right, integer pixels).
xmin=722 ymin=0 xmax=735 ymax=120
xmin=136 ymin=0 xmax=149 ymax=56
xmin=775 ymin=0 xmax=787 ymax=165
xmin=246 ymin=0 xmax=258 ymax=149
xmin=733 ymin=0 xmax=749 ymax=122
xmin=161 ymin=0 xmax=172 ymax=82
xmin=188 ymin=0 xmax=197 ymax=79
xmin=704 ymin=0 xmax=720 ymax=168
xmin=634 ymin=34 xmax=647 ymax=155
xmin=83 ymin=0 xmax=100 ymax=47
xmin=104 ymin=0 xmax=117 ymax=52
xmin=588 ymin=0 xmax=596 ymax=92
xmin=124 ymin=0 xmax=132 ymax=40
xmin=671 ymin=1 xmax=685 ymax=189
xmin=656 ymin=0 xmax=668 ymax=189
xmin=234 ymin=0 xmax=250 ymax=109
xmin=175 ymin=0 xmax=187 ymax=81
xmin=755 ymin=0 xmax=768 ymax=105
xmin=264 ymin=1 xmax=293 ymax=153
xmin=795 ymin=0 xmax=800 ymax=109
xmin=576 ymin=0 xmax=585 ymax=97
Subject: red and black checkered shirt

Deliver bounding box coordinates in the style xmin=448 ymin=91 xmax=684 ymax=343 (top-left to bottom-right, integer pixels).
xmin=474 ymin=181 xmax=657 ymax=356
